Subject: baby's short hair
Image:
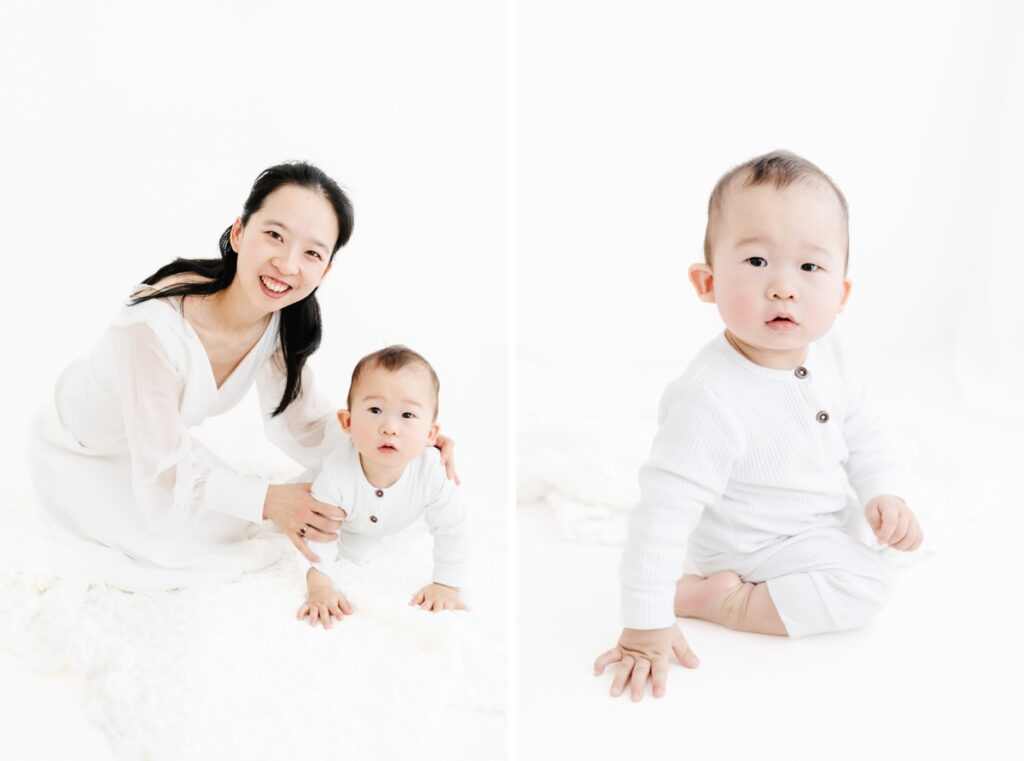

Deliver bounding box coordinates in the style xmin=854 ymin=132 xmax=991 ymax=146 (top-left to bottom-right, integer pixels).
xmin=703 ymin=150 xmax=849 ymax=267
xmin=347 ymin=345 xmax=441 ymax=419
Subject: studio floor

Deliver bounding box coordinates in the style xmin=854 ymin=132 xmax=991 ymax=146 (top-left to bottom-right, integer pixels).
xmin=516 ymin=501 xmax=1021 ymax=760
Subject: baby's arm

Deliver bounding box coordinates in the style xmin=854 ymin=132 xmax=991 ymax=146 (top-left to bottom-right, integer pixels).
xmin=295 ymin=451 xmax=352 ymax=627
xmin=601 ymin=380 xmax=742 ymax=699
xmin=840 ymin=344 xmax=923 ymax=551
xmin=414 ymin=458 xmax=469 ymax=612
xmin=296 ymin=567 xmax=353 ymax=629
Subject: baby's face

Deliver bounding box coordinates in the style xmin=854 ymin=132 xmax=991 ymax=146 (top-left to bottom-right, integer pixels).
xmin=691 ymin=179 xmax=851 ymax=368
xmin=340 ymin=363 xmax=440 ymax=472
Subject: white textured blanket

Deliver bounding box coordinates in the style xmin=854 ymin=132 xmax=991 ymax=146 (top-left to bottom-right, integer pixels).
xmin=0 ymin=506 xmax=504 ymax=761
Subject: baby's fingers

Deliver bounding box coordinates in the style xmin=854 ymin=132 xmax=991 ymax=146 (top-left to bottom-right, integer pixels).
xmin=610 ymin=656 xmax=635 ymax=697
xmin=317 ymin=602 xmax=333 ymax=626
xmin=338 ymin=596 xmax=354 ymax=615
xmin=410 ymin=590 xmax=426 ymax=606
xmin=893 ymin=522 xmax=922 ymax=551
xmin=630 ymin=658 xmax=652 ymax=702
xmin=672 ymin=637 xmax=700 ymax=669
xmin=651 ymin=658 xmax=669 ymax=698
xmin=594 ymin=647 xmax=623 ymax=675
xmin=877 ymin=504 xmax=899 ymax=544
xmin=296 ymin=603 xmax=311 ymax=620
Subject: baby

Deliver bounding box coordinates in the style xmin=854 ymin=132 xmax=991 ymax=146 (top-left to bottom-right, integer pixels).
xmin=594 ymin=151 xmax=923 ymax=699
xmin=296 ymin=345 xmax=468 ymax=628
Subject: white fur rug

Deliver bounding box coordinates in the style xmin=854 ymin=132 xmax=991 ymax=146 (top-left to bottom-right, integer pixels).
xmin=0 ymin=506 xmax=504 ymax=761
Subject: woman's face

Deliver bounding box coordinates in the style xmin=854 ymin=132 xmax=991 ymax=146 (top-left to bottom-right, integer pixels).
xmin=229 ymin=184 xmax=339 ymax=313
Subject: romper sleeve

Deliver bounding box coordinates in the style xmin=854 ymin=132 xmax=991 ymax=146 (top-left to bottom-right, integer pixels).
xmin=114 ymin=322 xmax=269 ymax=534
xmin=306 ymin=447 xmax=346 ymax=581
xmin=422 ymin=452 xmax=469 ymax=588
xmin=257 ymin=351 xmax=343 ymax=470
xmin=620 ymin=379 xmax=744 ymax=630
xmin=836 ymin=341 xmax=911 ymax=506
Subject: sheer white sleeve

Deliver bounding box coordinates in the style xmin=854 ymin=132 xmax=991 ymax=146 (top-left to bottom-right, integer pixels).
xmin=115 ymin=323 xmax=269 ymax=534
xmin=257 ymin=352 xmax=342 ymax=470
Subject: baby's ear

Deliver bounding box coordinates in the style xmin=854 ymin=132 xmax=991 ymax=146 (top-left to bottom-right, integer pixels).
xmin=427 ymin=422 xmax=440 ymax=444
xmin=337 ymin=410 xmax=352 ymax=432
xmin=688 ymin=263 xmax=716 ymax=303
xmin=838 ymin=278 xmax=852 ymax=312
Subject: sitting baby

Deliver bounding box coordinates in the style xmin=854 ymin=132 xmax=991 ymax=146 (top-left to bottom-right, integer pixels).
xmin=297 ymin=345 xmax=468 ymax=628
xmin=595 ymin=150 xmax=923 ymax=699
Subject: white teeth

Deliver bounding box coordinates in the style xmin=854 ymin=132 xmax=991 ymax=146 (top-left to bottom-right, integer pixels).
xmin=261 ymin=276 xmax=290 ymax=293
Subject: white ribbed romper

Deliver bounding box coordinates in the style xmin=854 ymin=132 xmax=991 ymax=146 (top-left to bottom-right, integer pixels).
xmin=620 ymin=331 xmax=908 ymax=638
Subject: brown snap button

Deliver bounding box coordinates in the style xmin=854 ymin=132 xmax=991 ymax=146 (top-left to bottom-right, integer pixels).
xmin=795 ymin=366 xmax=809 ymax=379
xmin=370 ymin=515 xmax=378 ymax=523
xmin=375 ymin=489 xmax=384 ymax=498
xmin=816 ymin=410 xmax=829 ymax=423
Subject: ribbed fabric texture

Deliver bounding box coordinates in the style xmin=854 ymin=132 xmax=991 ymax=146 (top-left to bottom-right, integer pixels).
xmin=620 ymin=331 xmax=908 ymax=630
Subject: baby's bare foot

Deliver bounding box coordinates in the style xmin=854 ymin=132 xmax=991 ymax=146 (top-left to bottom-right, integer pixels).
xmin=674 ymin=571 xmax=743 ymax=619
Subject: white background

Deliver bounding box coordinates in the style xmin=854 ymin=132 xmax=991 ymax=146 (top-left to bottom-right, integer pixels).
xmin=0 ymin=1 xmax=508 ymax=758
xmin=519 ymin=0 xmax=1024 ymax=409
xmin=517 ymin=1 xmax=1024 ymax=758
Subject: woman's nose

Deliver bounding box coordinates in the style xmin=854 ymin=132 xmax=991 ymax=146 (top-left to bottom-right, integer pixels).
xmin=271 ymin=248 xmax=301 ymax=275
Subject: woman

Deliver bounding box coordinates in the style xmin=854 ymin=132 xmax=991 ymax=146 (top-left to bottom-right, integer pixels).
xmin=29 ymin=162 xmax=454 ymax=591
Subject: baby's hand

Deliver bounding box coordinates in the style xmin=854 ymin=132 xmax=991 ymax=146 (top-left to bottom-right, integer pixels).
xmin=409 ymin=582 xmax=467 ymax=612
xmin=593 ymin=625 xmax=700 ymax=701
xmin=297 ymin=587 xmax=353 ymax=629
xmin=865 ymin=495 xmax=923 ymax=551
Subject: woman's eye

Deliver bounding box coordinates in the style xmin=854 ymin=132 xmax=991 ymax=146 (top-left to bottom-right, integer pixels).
xmin=801 ymin=263 xmax=820 ymax=272
xmin=266 ymin=230 xmax=283 ymax=241
xmin=306 ymin=250 xmax=323 ymax=260
xmin=402 ymin=412 xmax=415 ymax=419
xmin=745 ymin=257 xmax=767 ymax=268
xmin=369 ymin=407 xmax=382 ymax=415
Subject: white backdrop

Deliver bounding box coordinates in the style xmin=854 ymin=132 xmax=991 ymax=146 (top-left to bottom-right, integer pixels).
xmin=0 ymin=0 xmax=508 ymax=504
xmin=516 ymin=3 xmax=1023 ymax=758
xmin=0 ymin=1 xmax=507 ymax=758
xmin=518 ymin=0 xmax=1024 ymax=523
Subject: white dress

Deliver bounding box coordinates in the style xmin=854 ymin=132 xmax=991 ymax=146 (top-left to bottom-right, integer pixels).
xmin=29 ymin=291 xmax=339 ymax=591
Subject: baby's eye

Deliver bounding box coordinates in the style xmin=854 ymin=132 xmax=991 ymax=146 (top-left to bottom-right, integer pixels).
xmin=266 ymin=230 xmax=283 ymax=242
xmin=368 ymin=406 xmax=382 ymax=415
xmin=402 ymin=412 xmax=416 ymax=419
xmin=745 ymin=257 xmax=767 ymax=268
xmin=801 ymin=263 xmax=820 ymax=272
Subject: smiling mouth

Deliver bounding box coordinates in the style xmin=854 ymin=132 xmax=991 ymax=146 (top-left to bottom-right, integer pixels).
xmin=260 ymin=275 xmax=293 ymax=297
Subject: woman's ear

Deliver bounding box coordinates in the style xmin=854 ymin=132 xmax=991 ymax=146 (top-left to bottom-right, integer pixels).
xmin=688 ymin=263 xmax=716 ymax=303
xmin=337 ymin=410 xmax=352 ymax=432
xmin=229 ymin=217 xmax=244 ymax=253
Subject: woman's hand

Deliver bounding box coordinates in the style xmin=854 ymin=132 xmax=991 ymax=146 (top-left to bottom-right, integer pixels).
xmin=435 ymin=434 xmax=461 ymax=485
xmin=262 ymin=483 xmax=346 ymax=563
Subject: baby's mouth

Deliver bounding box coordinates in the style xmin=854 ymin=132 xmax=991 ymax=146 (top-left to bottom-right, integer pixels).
xmin=378 ymin=444 xmax=398 ymax=453
xmin=766 ymin=314 xmax=799 ymax=332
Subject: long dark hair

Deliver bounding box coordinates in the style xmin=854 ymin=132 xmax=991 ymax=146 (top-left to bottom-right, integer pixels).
xmin=131 ymin=161 xmax=354 ymax=416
